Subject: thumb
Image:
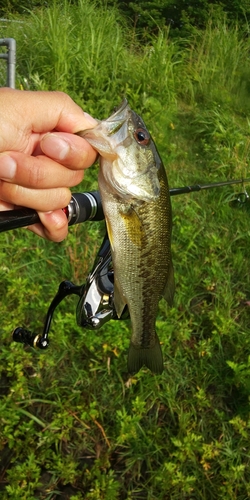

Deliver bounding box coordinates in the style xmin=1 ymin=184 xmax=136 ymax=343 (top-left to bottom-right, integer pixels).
xmin=40 ymin=132 xmax=97 ymax=169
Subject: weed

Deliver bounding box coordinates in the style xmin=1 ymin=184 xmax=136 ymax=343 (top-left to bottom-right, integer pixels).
xmin=1 ymin=3 xmax=250 ymax=499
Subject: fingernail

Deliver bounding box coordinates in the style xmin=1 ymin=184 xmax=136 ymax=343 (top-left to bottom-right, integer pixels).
xmin=0 ymin=154 xmax=17 ymax=179
xmin=42 ymin=134 xmax=70 ymax=160
xmin=84 ymin=112 xmax=98 ymax=126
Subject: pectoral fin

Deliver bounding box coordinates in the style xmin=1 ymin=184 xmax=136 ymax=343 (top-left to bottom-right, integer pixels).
xmin=162 ymin=259 xmax=175 ymax=306
xmin=121 ymin=206 xmax=144 ymax=247
xmin=105 ymin=217 xmax=114 ymax=251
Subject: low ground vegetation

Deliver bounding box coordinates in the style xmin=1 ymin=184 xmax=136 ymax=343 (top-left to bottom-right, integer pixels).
xmin=0 ymin=2 xmax=250 ymax=498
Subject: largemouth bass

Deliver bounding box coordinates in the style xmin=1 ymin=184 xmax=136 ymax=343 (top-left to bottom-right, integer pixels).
xmin=78 ymin=99 xmax=174 ymax=374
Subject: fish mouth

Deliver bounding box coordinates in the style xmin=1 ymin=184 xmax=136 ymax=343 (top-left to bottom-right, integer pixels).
xmin=76 ymin=99 xmax=130 ymax=157
xmin=103 ymin=99 xmax=129 ymax=136
xmin=78 ymin=99 xmax=129 ymax=138
xmin=109 ymin=98 xmax=128 ymax=118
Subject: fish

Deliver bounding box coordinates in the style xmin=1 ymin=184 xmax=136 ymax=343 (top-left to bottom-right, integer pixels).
xmin=78 ymin=99 xmax=174 ymax=374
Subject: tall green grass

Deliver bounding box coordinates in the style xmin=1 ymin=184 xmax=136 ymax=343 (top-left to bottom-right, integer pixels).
xmin=181 ymin=19 xmax=250 ymax=108
xmin=1 ymin=0 xmax=129 ymax=117
xmin=1 ymin=2 xmax=250 ymax=498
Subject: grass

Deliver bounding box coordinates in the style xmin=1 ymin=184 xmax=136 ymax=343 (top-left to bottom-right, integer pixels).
xmin=1 ymin=1 xmax=250 ymax=498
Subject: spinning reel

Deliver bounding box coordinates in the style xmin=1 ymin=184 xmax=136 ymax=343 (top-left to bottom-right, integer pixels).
xmin=13 ymin=230 xmax=128 ymax=351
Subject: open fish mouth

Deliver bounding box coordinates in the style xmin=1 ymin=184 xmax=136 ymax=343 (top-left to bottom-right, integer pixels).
xmin=76 ymin=99 xmax=130 ymax=158
xmin=97 ymin=99 xmax=129 ymax=137
xmin=110 ymin=98 xmax=129 ymax=117
xmin=78 ymin=99 xmax=128 ymax=138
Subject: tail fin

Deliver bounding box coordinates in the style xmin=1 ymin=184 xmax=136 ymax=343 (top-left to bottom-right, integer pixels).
xmin=127 ymin=335 xmax=163 ymax=374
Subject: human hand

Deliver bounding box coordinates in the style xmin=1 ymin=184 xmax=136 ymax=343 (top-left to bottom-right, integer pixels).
xmin=0 ymin=88 xmax=97 ymax=241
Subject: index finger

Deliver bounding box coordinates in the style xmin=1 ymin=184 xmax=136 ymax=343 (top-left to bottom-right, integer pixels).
xmin=0 ymin=88 xmax=97 ymax=135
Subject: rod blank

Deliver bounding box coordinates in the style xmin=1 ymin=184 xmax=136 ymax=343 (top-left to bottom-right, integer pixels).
xmin=169 ymin=178 xmax=250 ymax=196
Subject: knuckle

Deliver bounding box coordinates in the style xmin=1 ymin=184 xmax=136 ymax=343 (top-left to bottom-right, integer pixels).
xmin=55 ymin=91 xmax=74 ymax=110
xmin=59 ymin=188 xmax=72 ymax=207
xmin=27 ymin=159 xmax=47 ymax=187
xmin=67 ymin=170 xmax=84 ymax=187
xmin=0 ymin=180 xmax=19 ymax=204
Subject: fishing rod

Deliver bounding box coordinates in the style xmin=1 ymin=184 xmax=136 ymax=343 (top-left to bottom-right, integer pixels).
xmin=9 ymin=175 xmax=250 ymax=351
xmin=0 ymin=177 xmax=250 ymax=233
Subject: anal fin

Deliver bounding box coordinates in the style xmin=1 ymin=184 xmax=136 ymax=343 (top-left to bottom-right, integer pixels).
xmin=162 ymin=259 xmax=175 ymax=306
xmin=114 ymin=279 xmax=127 ymax=318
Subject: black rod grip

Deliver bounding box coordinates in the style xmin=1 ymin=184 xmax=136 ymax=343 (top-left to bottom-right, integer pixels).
xmin=0 ymin=207 xmax=39 ymax=232
xmin=0 ymin=191 xmax=104 ymax=233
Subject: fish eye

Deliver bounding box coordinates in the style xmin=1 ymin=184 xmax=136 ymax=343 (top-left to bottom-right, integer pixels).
xmin=134 ymin=127 xmax=150 ymax=145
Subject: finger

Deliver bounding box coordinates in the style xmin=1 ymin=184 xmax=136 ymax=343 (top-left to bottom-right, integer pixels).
xmin=0 ymin=152 xmax=84 ymax=188
xmin=0 ymin=200 xmax=15 ymax=211
xmin=0 ymin=88 xmax=98 ymax=152
xmin=40 ymin=132 xmax=97 ymax=169
xmin=29 ymin=209 xmax=68 ymax=242
xmin=0 ymin=181 xmax=71 ymax=212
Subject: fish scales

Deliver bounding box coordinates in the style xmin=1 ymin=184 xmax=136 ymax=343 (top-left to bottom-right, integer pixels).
xmin=78 ymin=99 xmax=174 ymax=374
